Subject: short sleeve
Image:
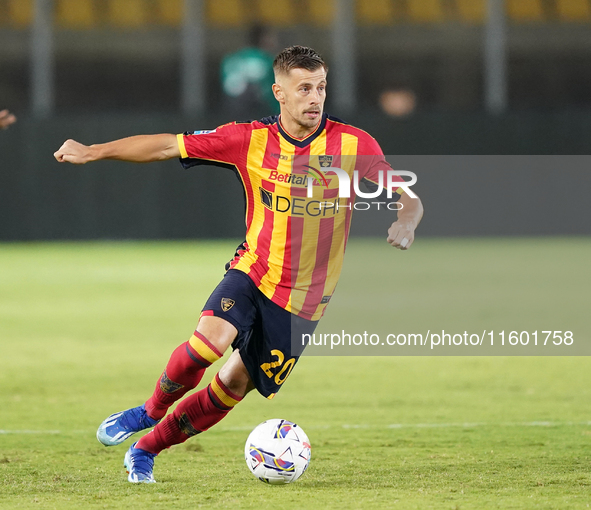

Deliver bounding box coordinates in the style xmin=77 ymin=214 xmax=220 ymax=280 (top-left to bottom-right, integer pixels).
xmin=358 ymin=134 xmax=405 ymax=197
xmin=177 ymin=122 xmax=248 ymax=169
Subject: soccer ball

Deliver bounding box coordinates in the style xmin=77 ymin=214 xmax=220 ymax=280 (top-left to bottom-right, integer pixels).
xmin=244 ymin=419 xmax=311 ymax=485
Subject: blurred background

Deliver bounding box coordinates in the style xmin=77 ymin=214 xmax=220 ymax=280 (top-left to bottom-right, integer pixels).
xmin=0 ymin=0 xmax=590 ymax=240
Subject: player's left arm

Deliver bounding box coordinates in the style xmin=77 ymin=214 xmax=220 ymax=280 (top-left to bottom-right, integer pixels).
xmin=357 ymin=133 xmax=424 ymax=250
xmin=387 ymin=191 xmax=423 ymax=250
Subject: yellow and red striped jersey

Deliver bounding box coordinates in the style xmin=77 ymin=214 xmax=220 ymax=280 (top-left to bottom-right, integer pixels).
xmin=178 ymin=113 xmax=403 ymax=320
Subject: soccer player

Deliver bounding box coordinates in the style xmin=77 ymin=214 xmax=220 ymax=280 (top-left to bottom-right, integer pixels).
xmin=54 ymin=46 xmax=423 ymax=483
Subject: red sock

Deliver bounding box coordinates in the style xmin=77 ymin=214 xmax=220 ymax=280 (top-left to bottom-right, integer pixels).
xmin=144 ymin=331 xmax=223 ymax=420
xmin=137 ymin=373 xmax=243 ymax=454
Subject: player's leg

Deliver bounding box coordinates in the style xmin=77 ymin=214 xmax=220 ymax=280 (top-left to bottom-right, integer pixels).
xmin=97 ymin=270 xmax=255 ymax=448
xmin=125 ymin=348 xmax=254 ymax=483
xmin=136 ymin=348 xmax=253 ymax=453
xmin=136 ymin=285 xmax=320 ymax=457
xmin=122 ymin=270 xmax=262 ymax=482
xmin=97 ymin=316 xmax=237 ymax=447
xmin=144 ymin=316 xmax=238 ymax=420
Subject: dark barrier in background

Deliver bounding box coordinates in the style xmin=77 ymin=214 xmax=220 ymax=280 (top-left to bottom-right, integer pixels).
xmin=1 ymin=111 xmax=590 ymax=240
xmin=350 ymin=155 xmax=591 ymax=238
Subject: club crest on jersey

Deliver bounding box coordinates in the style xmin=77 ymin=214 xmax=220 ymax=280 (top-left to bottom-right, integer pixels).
xmin=318 ymin=155 xmax=333 ymax=167
xmin=221 ymin=298 xmax=235 ymax=312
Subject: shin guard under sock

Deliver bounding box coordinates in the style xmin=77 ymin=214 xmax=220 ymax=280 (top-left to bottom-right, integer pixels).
xmin=144 ymin=331 xmax=222 ymax=420
xmin=137 ymin=373 xmax=243 ymax=454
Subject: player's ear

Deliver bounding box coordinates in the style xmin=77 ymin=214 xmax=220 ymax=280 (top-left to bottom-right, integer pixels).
xmin=272 ymin=83 xmax=284 ymax=103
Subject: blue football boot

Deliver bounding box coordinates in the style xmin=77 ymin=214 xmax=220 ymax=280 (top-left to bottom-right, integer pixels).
xmin=124 ymin=442 xmax=157 ymax=483
xmin=96 ymin=404 xmax=160 ymax=446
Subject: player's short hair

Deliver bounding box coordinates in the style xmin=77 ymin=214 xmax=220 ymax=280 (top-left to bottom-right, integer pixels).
xmin=273 ymin=46 xmax=328 ymax=77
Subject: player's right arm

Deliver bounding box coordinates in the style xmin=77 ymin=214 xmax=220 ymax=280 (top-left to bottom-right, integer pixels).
xmin=53 ymin=134 xmax=180 ymax=165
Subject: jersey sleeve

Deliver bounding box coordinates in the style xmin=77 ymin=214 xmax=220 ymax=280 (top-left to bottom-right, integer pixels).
xmin=358 ymin=134 xmax=405 ymax=198
xmin=177 ymin=122 xmax=248 ymax=169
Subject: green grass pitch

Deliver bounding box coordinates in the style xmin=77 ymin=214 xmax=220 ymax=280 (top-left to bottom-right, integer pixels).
xmin=0 ymin=238 xmax=590 ymax=509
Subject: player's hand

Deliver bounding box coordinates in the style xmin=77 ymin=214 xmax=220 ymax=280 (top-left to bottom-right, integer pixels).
xmin=54 ymin=139 xmax=94 ymax=164
xmin=0 ymin=109 xmax=17 ymax=130
xmin=387 ymin=221 xmax=415 ymax=250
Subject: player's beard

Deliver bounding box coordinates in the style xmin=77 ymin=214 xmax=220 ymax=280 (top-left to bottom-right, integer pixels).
xmin=298 ymin=109 xmax=322 ymax=129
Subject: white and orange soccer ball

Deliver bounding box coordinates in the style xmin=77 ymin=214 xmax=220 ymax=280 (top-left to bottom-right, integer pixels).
xmin=244 ymin=419 xmax=311 ymax=485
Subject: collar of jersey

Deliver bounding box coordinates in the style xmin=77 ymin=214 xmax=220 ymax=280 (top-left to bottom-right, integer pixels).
xmin=277 ymin=113 xmax=327 ymax=148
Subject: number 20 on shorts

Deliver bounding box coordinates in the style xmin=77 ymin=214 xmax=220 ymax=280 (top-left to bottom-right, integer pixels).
xmin=260 ymin=349 xmax=296 ymax=385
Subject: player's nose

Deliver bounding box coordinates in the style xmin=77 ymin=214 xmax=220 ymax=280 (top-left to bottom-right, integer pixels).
xmin=309 ymin=88 xmax=321 ymax=104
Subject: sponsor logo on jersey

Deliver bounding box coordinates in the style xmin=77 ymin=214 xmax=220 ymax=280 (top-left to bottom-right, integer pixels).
xmin=193 ymin=129 xmax=216 ymax=135
xmin=267 ymin=170 xmax=332 ymax=187
xmin=302 ymin=165 xmax=330 ymax=188
xmin=260 ymin=188 xmax=273 ymax=210
xmin=258 ymin=187 xmax=342 ymax=217
xmin=221 ymin=298 xmax=235 ymax=312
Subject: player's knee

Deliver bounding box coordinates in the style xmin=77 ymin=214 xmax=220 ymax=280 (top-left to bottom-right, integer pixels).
xmin=218 ymin=369 xmax=253 ymax=398
xmin=195 ymin=315 xmax=238 ymax=354
xmin=217 ymin=351 xmax=254 ymax=398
